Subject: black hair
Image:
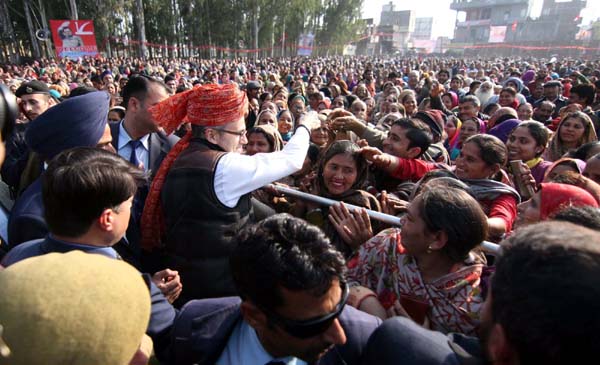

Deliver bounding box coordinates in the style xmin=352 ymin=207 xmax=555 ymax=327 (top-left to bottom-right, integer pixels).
xmin=43 ymin=147 xmax=147 ymax=237
xmin=570 ymin=84 xmax=596 ymax=106
xmin=461 ymin=95 xmax=481 ymax=108
xmin=230 ymin=214 xmax=346 ymax=311
xmin=121 ymin=75 xmax=169 ymax=109
xmin=247 ymin=127 xmax=277 ymax=152
xmin=483 ymin=103 xmax=500 ymax=116
xmin=553 ymin=206 xmax=600 ymax=231
xmin=492 ymin=222 xmax=600 ymax=364
xmin=464 ymin=134 xmax=507 ymax=180
xmin=511 ymin=121 xmax=550 ymax=158
xmin=391 ymin=117 xmax=432 ymax=158
xmin=570 ymin=141 xmax=600 ymax=161
xmin=316 ymin=140 xmax=369 ymax=195
xmin=416 ymin=187 xmax=488 ymax=262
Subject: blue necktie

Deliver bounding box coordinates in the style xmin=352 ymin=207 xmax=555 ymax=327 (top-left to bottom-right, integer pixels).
xmin=129 ymin=139 xmax=142 ymax=167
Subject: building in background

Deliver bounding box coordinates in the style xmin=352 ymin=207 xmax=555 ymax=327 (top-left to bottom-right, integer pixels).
xmin=413 ymin=17 xmax=433 ymax=40
xmin=450 ymin=0 xmax=532 ymax=44
xmin=377 ymin=2 xmax=415 ymax=54
xmin=507 ymin=0 xmax=586 ymax=44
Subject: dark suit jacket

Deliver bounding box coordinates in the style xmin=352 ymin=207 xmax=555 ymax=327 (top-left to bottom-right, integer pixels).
xmin=7 ymin=178 xmax=45 ymax=248
xmin=109 ymin=121 xmax=180 ymax=176
xmin=168 ymin=297 xmax=381 ymax=365
xmin=1 ymin=235 xmax=177 ymax=359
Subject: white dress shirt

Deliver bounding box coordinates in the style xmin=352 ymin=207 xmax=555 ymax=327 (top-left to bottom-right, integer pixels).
xmin=117 ymin=121 xmax=150 ymax=171
xmin=214 ymin=127 xmax=310 ymax=208
xmin=216 ymin=319 xmax=307 ymax=365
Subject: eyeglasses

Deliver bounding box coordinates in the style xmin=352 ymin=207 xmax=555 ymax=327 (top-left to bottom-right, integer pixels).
xmin=217 ymin=128 xmax=247 ymax=138
xmin=260 ymin=281 xmax=349 ymax=339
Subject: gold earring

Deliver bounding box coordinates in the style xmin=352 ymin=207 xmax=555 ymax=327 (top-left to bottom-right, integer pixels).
xmin=426 ymin=245 xmax=433 ymax=254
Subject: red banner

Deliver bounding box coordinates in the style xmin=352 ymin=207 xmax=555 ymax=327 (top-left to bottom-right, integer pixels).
xmin=50 ymin=20 xmax=99 ymax=58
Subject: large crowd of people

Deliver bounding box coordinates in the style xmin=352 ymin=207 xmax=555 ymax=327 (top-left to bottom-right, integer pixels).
xmin=0 ymin=53 xmax=600 ymax=364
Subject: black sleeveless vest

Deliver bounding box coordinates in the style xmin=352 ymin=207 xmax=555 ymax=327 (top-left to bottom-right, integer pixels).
xmin=161 ymin=138 xmax=252 ymax=301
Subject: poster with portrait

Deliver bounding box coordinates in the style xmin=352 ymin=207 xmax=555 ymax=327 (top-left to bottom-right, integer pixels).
xmin=297 ymin=33 xmax=315 ymax=56
xmin=50 ymin=20 xmax=99 ymax=58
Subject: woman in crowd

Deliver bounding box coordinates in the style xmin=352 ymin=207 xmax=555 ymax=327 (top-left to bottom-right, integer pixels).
xmin=273 ymin=87 xmax=289 ymax=110
xmin=277 ymin=109 xmax=294 ymax=142
xmin=455 ymin=134 xmax=519 ymax=240
xmin=347 ymin=184 xmax=488 ymax=335
xmin=498 ymin=87 xmax=519 ymax=110
xmin=246 ymin=125 xmax=285 ymax=208
xmin=444 ymin=115 xmax=462 ymax=161
xmin=441 ymin=91 xmax=459 ymax=112
xmin=399 ymin=90 xmax=418 ymax=117
xmin=362 ymin=134 xmax=518 ymax=241
xmin=292 ymin=140 xmax=380 ymax=258
xmin=288 ymin=94 xmax=306 ymax=121
xmin=448 ymin=117 xmax=486 ymax=160
xmin=255 ymin=109 xmax=278 ymax=129
xmin=245 ymin=125 xmax=283 ymax=156
xmin=543 ymin=157 xmax=586 ymax=182
xmin=517 ymin=182 xmax=598 ymax=227
xmin=506 ymin=121 xmax=552 ymax=185
xmin=545 ymin=111 xmax=597 ymax=161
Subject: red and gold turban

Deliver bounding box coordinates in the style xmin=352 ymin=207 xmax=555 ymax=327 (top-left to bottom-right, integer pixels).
xmin=150 ymin=83 xmax=248 ymax=134
xmin=141 ymin=83 xmax=248 ymax=251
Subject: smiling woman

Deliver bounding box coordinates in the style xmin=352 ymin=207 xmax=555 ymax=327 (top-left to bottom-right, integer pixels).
xmin=293 ymin=140 xmax=380 ymax=258
xmin=545 ymin=111 xmax=597 ymax=162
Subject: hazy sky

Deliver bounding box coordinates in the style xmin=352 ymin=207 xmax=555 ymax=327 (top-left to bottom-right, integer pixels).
xmin=361 ymin=0 xmax=600 ymax=39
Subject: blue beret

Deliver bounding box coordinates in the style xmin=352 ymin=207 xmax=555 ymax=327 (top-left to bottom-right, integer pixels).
xmin=26 ymin=91 xmax=109 ymax=159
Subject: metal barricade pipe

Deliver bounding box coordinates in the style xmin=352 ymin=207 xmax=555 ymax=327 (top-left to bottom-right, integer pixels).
xmin=266 ymin=184 xmax=502 ymax=256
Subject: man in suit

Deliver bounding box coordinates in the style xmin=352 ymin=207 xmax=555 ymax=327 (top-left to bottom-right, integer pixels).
xmin=168 ymin=214 xmax=381 ymax=365
xmin=2 ymin=147 xmax=179 ymax=360
xmin=111 ymin=75 xmax=179 ymax=175
xmin=110 ymin=76 xmax=179 ymax=265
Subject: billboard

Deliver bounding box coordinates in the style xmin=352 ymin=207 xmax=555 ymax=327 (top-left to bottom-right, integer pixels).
xmin=297 ymin=33 xmax=315 ymax=56
xmin=488 ymin=26 xmax=507 ymax=43
xmin=49 ymin=20 xmax=99 ymax=58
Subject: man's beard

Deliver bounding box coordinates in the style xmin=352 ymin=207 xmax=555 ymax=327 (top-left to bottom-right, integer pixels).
xmin=475 ymin=89 xmax=493 ymax=107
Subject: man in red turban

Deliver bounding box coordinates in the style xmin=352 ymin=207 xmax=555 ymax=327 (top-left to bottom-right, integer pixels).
xmin=141 ymin=83 xmax=319 ymax=303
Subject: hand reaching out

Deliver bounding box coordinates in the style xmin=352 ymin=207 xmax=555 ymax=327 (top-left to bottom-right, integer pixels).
xmin=328 ymin=202 xmax=373 ymax=250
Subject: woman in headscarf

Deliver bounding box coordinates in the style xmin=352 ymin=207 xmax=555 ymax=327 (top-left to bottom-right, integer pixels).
xmin=517 ymin=182 xmax=598 ymax=227
xmin=246 ymin=125 xmax=285 ymax=208
xmin=545 ymin=111 xmax=597 ymax=162
xmin=293 ymin=140 xmax=380 ymax=258
xmin=277 ymin=109 xmax=294 ymax=142
xmin=255 ymin=109 xmax=278 ymax=130
xmin=448 ymin=117 xmax=486 ymax=160
xmin=444 ymin=115 xmax=462 ymax=161
xmin=441 ymin=91 xmax=459 ymax=111
xmin=543 ymin=157 xmax=586 ymax=182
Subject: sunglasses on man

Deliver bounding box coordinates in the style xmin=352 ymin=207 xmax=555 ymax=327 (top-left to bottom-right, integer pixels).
xmin=259 ymin=281 xmax=349 ymax=339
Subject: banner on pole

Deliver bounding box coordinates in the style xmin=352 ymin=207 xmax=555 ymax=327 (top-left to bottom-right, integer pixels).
xmin=50 ymin=20 xmax=99 ymax=58
xmin=297 ymin=33 xmax=315 ymax=56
